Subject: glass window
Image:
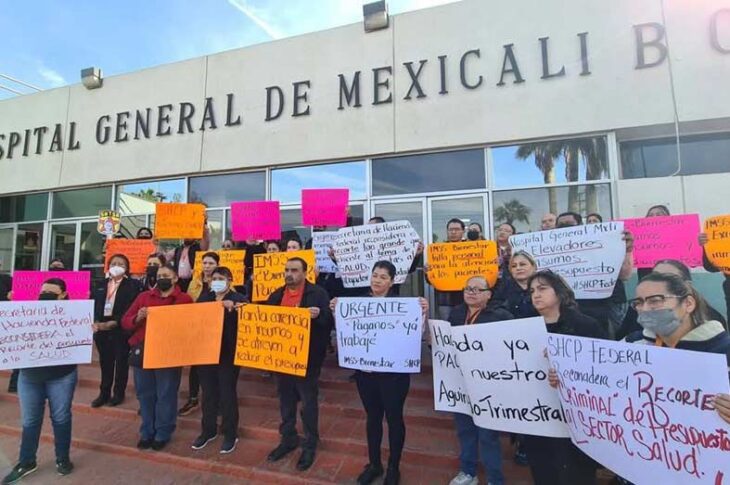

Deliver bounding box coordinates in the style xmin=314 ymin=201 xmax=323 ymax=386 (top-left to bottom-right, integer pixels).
xmin=271 ymin=161 xmax=366 ymax=204
xmin=372 ymin=150 xmax=485 ymax=196
xmin=492 ymin=184 xmax=612 ymax=233
xmin=620 ymin=133 xmax=730 ymax=179
xmin=15 ymin=223 xmax=43 ymax=270
xmin=116 ymin=179 xmax=186 ymax=215
xmin=430 ymin=197 xmax=485 ymax=243
xmin=80 ymin=221 xmax=107 ymax=287
xmin=491 ymin=136 xmax=608 ymax=188
xmin=0 ymin=228 xmax=13 ymax=274
xmin=0 ymin=193 xmax=48 ymax=223
xmin=189 ymin=172 xmax=265 ymax=208
xmin=120 ymin=215 xmax=149 ymax=239
xmin=206 ymin=210 xmax=224 ymax=250
xmin=50 ymin=224 xmax=76 ymax=270
xmin=52 ymin=187 xmax=112 ymax=219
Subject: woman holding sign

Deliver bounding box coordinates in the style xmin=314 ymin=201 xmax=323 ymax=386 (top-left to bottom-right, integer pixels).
xmin=330 ymin=261 xmax=429 ymax=485
xmin=90 ymin=254 xmax=142 ymax=408
xmin=2 ymin=278 xmax=78 ymax=484
xmin=625 ymin=272 xmax=730 ymax=424
xmin=192 ymin=266 xmax=247 ymax=454
xmin=447 ymin=275 xmax=514 ymax=485
xmin=121 ymin=264 xmax=193 ymax=451
xmin=527 ymin=270 xmax=607 ymax=485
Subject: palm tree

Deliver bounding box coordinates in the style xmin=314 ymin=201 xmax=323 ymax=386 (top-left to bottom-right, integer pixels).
xmin=558 ymin=137 xmax=608 ymax=213
xmin=494 ymin=199 xmax=531 ymax=226
xmin=516 ymin=143 xmax=560 ymax=214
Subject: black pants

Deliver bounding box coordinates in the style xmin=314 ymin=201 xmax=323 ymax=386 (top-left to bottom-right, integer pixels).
xmin=276 ymin=367 xmax=321 ymax=451
xmin=93 ymin=330 xmax=130 ymax=398
xmin=355 ymin=372 xmax=410 ymax=469
xmin=198 ymin=364 xmax=240 ymax=440
xmin=8 ymin=369 xmax=19 ymax=391
xmin=523 ymin=435 xmax=596 ymax=485
xmin=188 ymin=366 xmax=200 ymax=400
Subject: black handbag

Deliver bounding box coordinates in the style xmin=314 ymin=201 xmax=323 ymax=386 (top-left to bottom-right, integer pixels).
xmin=128 ymin=342 xmax=144 ymax=368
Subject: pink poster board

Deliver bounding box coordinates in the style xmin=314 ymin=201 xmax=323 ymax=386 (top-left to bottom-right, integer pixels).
xmin=12 ymin=271 xmax=91 ymax=300
xmin=230 ymin=201 xmax=281 ymax=241
xmin=301 ymin=189 xmax=349 ymax=226
xmin=622 ymin=214 xmax=702 ymax=268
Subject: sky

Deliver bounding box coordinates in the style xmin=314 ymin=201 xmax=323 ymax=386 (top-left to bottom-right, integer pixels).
xmin=0 ymin=0 xmax=458 ymax=100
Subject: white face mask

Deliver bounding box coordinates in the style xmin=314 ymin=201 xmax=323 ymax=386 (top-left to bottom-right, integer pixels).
xmin=109 ymin=266 xmax=126 ymax=278
xmin=210 ymin=280 xmax=228 ymax=293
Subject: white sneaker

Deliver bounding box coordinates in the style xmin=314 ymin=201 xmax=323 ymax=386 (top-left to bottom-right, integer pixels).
xmin=449 ymin=471 xmax=478 ymax=485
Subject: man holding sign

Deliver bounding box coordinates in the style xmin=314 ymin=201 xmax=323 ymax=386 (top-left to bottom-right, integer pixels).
xmin=264 ymin=257 xmax=333 ymax=472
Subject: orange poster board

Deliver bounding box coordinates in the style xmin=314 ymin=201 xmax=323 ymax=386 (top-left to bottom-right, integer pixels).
xmin=193 ymin=250 xmax=247 ymax=286
xmin=143 ymin=301 xmax=224 ymax=369
xmin=154 ymin=203 xmax=205 ymax=240
xmin=704 ymin=215 xmax=730 ymax=275
xmin=426 ymin=240 xmax=499 ymax=291
xmin=235 ymin=304 xmax=311 ymax=376
xmin=252 ymin=250 xmax=316 ymax=302
xmin=105 ymin=239 xmax=157 ymax=274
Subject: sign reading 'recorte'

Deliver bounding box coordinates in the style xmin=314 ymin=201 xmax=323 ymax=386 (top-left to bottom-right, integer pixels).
xmin=1 ymin=9 xmax=730 ymax=161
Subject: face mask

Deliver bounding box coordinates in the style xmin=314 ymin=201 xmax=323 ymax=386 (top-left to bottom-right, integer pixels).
xmin=637 ymin=308 xmax=682 ymax=337
xmin=146 ymin=266 xmax=158 ymax=278
xmin=109 ymin=266 xmax=126 ymax=278
xmin=467 ymin=230 xmax=480 ymax=241
xmin=49 ymin=267 xmax=64 ymax=272
xmin=210 ymin=280 xmax=227 ymax=293
xmin=156 ymin=278 xmax=173 ymax=291
xmin=39 ymin=292 xmax=59 ymax=300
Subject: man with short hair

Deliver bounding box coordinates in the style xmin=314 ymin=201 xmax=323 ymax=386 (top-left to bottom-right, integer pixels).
xmin=540 ymin=213 xmax=557 ymax=231
xmin=265 ymin=257 xmax=333 ymax=472
xmin=555 ymin=211 xmax=582 ymax=228
xmin=425 ymin=218 xmax=466 ymax=320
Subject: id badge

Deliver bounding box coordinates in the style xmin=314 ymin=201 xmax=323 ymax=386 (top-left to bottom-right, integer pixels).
xmin=104 ymin=301 xmax=113 ymax=317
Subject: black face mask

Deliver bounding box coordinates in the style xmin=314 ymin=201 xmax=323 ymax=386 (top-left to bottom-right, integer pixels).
xmin=39 ymin=292 xmax=59 ymax=300
xmin=48 ymin=267 xmax=64 ymax=272
xmin=156 ymin=278 xmax=173 ymax=291
xmin=467 ymin=230 xmax=480 ymax=241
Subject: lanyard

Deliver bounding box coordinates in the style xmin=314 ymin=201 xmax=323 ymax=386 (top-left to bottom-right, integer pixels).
xmin=106 ymin=279 xmax=121 ymax=301
xmin=465 ymin=308 xmax=481 ymax=325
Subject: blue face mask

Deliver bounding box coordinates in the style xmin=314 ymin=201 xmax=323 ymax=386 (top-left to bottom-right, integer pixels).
xmin=637 ymin=308 xmax=682 ymax=337
xmin=210 ymin=280 xmax=228 ymax=293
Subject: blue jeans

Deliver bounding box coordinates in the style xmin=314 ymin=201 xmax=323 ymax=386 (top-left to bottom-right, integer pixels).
xmin=133 ymin=367 xmax=182 ymax=442
xmin=18 ymin=369 xmax=77 ymax=464
xmin=453 ymin=412 xmax=504 ymax=484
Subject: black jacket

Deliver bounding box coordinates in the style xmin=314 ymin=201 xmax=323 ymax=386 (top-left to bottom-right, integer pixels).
xmin=448 ymin=304 xmax=514 ymax=327
xmin=197 ymin=289 xmax=248 ymax=366
xmin=93 ymin=277 xmax=143 ymax=333
xmin=491 ymin=277 xmax=538 ymax=320
xmin=266 ymin=281 xmax=334 ymax=373
xmin=546 ymin=307 xmax=608 ymax=340
xmin=0 ymin=274 xmax=11 ymax=301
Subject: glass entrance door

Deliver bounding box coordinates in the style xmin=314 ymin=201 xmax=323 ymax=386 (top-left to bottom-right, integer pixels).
xmin=371 ymin=199 xmax=427 ymax=298
xmin=50 ymin=220 xmax=106 ymax=286
xmin=0 ymin=227 xmax=14 ymax=274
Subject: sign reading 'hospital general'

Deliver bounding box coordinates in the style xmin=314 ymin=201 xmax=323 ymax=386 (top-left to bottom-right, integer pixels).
xmin=3 ymin=11 xmax=730 ymax=160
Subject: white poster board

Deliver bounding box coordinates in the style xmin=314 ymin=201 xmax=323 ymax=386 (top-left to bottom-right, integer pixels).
xmin=333 ymin=220 xmax=420 ymax=288
xmin=548 ymin=334 xmax=730 ymax=485
xmin=0 ymin=300 xmax=94 ymax=370
xmin=450 ymin=317 xmax=570 ymax=437
xmin=311 ymin=231 xmax=339 ymax=274
xmin=430 ymin=319 xmax=472 ymax=415
xmin=508 ymin=222 xmax=625 ymax=300
xmin=335 ymin=297 xmax=423 ymax=373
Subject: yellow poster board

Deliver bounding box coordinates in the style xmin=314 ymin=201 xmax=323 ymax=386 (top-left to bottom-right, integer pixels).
xmin=193 ymin=250 xmax=246 ymax=286
xmin=252 ymin=250 xmax=316 ymax=302
xmin=705 ymin=215 xmax=730 ymax=275
xmin=426 ymin=240 xmax=499 ymax=291
xmin=143 ymin=302 xmax=224 ymax=369
xmin=235 ymin=304 xmax=311 ymax=376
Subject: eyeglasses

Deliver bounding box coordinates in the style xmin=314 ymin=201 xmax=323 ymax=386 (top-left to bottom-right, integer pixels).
xmin=629 ymin=294 xmax=683 ymax=310
xmin=464 ymin=286 xmax=490 ymax=294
